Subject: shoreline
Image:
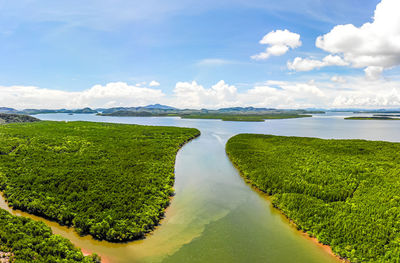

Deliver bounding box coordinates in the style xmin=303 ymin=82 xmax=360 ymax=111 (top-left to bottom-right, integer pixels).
xmin=226 ymin=151 xmax=348 ymax=263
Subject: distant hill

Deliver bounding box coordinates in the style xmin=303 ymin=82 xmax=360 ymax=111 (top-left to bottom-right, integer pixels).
xmin=143 ymin=104 xmax=177 ymax=110
xmin=218 ymin=107 xmax=275 ymax=112
xmin=21 ymin=108 xmax=97 ymax=114
xmin=0 ymin=107 xmax=18 ymax=113
xmin=99 ymin=104 xmax=177 ymax=114
xmin=0 ymin=113 xmax=39 ymax=124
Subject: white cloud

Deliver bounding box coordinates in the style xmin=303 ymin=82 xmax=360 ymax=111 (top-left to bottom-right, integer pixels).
xmin=171 ymin=78 xmax=400 ymax=109
xmin=251 ymin=29 xmax=301 ymax=60
xmin=331 ymin=75 xmax=346 ymax=83
xmin=288 ymin=55 xmax=349 ymax=71
xmin=364 ymin=66 xmax=384 ymax=81
xmin=149 ymin=80 xmax=161 ymax=87
xmin=289 ymin=0 xmax=400 ymax=79
xmin=2 ymin=78 xmax=400 ymax=110
xmin=171 ymin=79 xmax=326 ymax=109
xmin=172 ymin=80 xmax=239 ymax=108
xmin=0 ymin=82 xmax=165 ymax=109
xmin=331 ymin=79 xmax=400 ymax=107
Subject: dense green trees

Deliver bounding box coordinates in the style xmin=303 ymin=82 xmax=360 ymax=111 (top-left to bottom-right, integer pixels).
xmin=180 ymin=114 xmax=311 ymax=122
xmin=345 ymin=116 xmax=400 ymax=120
xmin=226 ymin=134 xmax=400 ymax=262
xmin=100 ymin=110 xmax=312 ymax=121
xmin=0 ymin=208 xmax=100 ymax=262
xmin=0 ymin=121 xmax=199 ymax=242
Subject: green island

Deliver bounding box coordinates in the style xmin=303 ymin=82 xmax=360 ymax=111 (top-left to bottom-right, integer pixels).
xmin=345 ymin=116 xmax=400 ymax=120
xmin=226 ymin=134 xmax=400 ymax=262
xmin=0 ymin=209 xmax=100 ymax=262
xmin=179 ymin=114 xmax=311 ymax=122
xmin=100 ymin=111 xmax=312 ymax=122
xmin=0 ymin=121 xmax=200 ymax=242
xmin=96 ymin=105 xmax=319 ymax=121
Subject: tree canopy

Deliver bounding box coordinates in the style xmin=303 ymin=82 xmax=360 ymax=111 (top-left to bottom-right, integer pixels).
xmin=0 ymin=121 xmax=199 ymax=242
xmin=227 ymin=134 xmax=400 ymax=262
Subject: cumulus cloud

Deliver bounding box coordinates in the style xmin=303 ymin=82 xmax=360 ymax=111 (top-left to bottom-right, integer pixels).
xmin=149 ymin=80 xmax=161 ymax=87
xmin=240 ymin=80 xmax=325 ymax=108
xmin=2 ymin=78 xmax=400 ymax=110
xmin=251 ymin=29 xmax=301 ymax=60
xmin=172 ymin=80 xmax=239 ymax=108
xmin=171 ymin=78 xmax=400 ymax=109
xmin=331 ymin=79 xmax=400 ymax=107
xmin=288 ymin=55 xmax=348 ymax=71
xmin=288 ymin=0 xmax=400 ymax=79
xmin=0 ymin=82 xmax=165 ymax=109
xmin=170 ymin=79 xmax=326 ymax=109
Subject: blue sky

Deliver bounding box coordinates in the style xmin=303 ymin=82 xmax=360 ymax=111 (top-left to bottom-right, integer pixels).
xmin=1 ymin=0 xmax=399 ymax=109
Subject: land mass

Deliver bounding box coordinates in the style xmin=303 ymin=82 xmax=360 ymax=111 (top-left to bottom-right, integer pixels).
xmin=0 ymin=105 xmax=322 ymax=121
xmin=0 ymin=113 xmax=39 ymax=124
xmin=99 ymin=107 xmax=318 ymax=121
xmin=226 ymin=134 xmax=400 ymax=262
xmin=345 ymin=116 xmax=400 ymax=120
xmin=0 ymin=121 xmax=200 ymax=242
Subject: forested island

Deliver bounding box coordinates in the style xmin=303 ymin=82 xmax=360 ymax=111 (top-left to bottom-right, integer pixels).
xmin=0 ymin=209 xmax=100 ymax=262
xmin=99 ymin=111 xmax=312 ymax=122
xmin=226 ymin=134 xmax=400 ymax=262
xmin=99 ymin=107 xmax=316 ymax=122
xmin=345 ymin=116 xmax=400 ymax=120
xmin=0 ymin=121 xmax=200 ymax=242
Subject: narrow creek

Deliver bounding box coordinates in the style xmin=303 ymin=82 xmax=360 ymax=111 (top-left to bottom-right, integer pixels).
xmin=3 ymin=112 xmax=399 ymax=263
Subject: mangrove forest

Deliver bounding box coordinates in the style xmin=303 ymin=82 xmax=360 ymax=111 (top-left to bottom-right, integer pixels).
xmin=0 ymin=121 xmax=199 ymax=242
xmin=226 ymin=134 xmax=400 ymax=262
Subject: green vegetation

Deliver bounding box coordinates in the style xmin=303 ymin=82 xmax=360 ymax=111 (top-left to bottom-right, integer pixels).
xmin=0 ymin=208 xmax=100 ymax=262
xmin=345 ymin=116 xmax=400 ymax=120
xmin=180 ymin=114 xmax=311 ymax=122
xmin=0 ymin=121 xmax=199 ymax=242
xmin=100 ymin=111 xmax=312 ymax=122
xmin=226 ymin=134 xmax=400 ymax=262
xmin=99 ymin=111 xmax=179 ymax=117
xmin=374 ymin=114 xmax=400 ymax=117
xmin=18 ymin=108 xmax=97 ymax=115
xmin=0 ymin=114 xmax=39 ymax=124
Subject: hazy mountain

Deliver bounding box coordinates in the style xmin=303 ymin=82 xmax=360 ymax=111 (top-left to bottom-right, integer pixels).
xmin=143 ymin=104 xmax=177 ymax=110
xmin=0 ymin=107 xmax=18 ymax=113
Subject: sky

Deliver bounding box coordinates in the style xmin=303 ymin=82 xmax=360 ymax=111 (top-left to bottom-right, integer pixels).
xmin=1 ymin=0 xmax=400 ymax=109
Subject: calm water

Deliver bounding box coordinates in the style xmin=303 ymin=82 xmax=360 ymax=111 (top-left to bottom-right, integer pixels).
xmin=2 ymin=112 xmax=400 ymax=263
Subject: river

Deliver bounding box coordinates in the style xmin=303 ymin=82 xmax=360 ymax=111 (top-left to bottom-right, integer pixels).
xmin=2 ymin=112 xmax=399 ymax=263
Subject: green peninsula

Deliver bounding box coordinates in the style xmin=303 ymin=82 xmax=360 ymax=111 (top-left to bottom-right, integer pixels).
xmin=0 ymin=121 xmax=199 ymax=242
